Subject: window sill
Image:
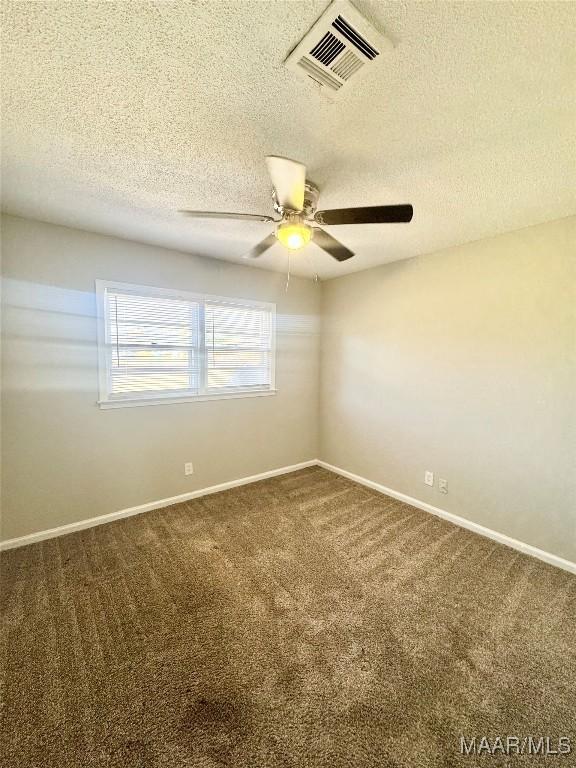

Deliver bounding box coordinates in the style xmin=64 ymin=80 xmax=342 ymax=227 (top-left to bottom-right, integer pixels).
xmin=98 ymin=389 xmax=278 ymax=409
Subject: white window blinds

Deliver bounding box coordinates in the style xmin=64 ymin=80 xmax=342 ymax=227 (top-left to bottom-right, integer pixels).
xmin=205 ymin=301 xmax=273 ymax=391
xmin=107 ymin=289 xmax=201 ymax=397
xmin=97 ymin=282 xmax=275 ymax=406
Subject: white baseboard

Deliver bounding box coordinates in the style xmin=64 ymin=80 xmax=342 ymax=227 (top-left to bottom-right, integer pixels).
xmin=0 ymin=460 xmax=319 ymax=552
xmin=3 ymin=458 xmax=574 ymax=576
xmin=318 ymin=461 xmax=576 ymax=576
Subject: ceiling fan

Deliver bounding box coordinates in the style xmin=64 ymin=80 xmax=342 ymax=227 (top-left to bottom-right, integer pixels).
xmin=180 ymin=156 xmax=413 ymax=262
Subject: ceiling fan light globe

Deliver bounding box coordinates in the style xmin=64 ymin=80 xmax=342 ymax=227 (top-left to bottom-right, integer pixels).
xmin=276 ymin=221 xmax=313 ymax=251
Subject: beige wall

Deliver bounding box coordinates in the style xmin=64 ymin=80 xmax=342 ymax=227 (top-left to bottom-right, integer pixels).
xmin=2 ymin=215 xmax=575 ymax=561
xmin=0 ymin=215 xmax=320 ymax=540
xmin=320 ymin=217 xmax=575 ymax=561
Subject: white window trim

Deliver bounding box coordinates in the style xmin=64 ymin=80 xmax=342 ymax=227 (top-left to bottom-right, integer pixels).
xmin=95 ymin=280 xmax=277 ymax=409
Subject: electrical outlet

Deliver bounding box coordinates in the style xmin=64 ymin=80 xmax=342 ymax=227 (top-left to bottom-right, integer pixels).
xmin=439 ymin=478 xmax=448 ymax=494
xmin=184 ymin=462 xmax=194 ymax=476
xmin=424 ymin=471 xmax=434 ymax=487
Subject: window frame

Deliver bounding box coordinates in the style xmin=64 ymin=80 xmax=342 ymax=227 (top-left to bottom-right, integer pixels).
xmin=95 ymin=280 xmax=277 ymax=409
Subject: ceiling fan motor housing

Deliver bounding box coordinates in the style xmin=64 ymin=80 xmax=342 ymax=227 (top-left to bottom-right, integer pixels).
xmin=302 ymin=181 xmax=320 ymax=219
xmin=273 ymin=180 xmax=319 ymax=219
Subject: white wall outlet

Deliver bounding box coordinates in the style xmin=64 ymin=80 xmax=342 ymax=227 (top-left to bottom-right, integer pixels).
xmin=439 ymin=478 xmax=448 ymax=494
xmin=424 ymin=471 xmax=434 ymax=487
xmin=184 ymin=462 xmax=194 ymax=476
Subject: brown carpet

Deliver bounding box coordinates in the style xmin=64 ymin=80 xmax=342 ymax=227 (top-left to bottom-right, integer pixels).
xmin=1 ymin=466 xmax=575 ymax=767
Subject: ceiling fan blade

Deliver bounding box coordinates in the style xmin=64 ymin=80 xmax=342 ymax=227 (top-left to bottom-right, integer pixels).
xmin=315 ymin=204 xmax=413 ymax=226
xmin=180 ymin=210 xmax=275 ymax=222
xmin=265 ymin=156 xmax=306 ymax=212
xmin=243 ymin=231 xmax=278 ymax=259
xmin=313 ymin=228 xmax=354 ymax=262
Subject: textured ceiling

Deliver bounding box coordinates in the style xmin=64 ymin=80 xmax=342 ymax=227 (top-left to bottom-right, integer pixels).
xmin=2 ymin=1 xmax=575 ymax=279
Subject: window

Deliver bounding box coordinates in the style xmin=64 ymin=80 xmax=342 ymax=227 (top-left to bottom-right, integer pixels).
xmin=96 ymin=281 xmax=276 ymax=408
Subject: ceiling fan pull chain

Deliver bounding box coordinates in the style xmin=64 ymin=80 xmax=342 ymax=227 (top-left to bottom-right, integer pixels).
xmin=285 ymin=251 xmax=291 ymax=293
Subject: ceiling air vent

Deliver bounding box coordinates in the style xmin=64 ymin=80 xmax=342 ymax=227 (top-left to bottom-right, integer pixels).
xmin=284 ymin=0 xmax=392 ymax=98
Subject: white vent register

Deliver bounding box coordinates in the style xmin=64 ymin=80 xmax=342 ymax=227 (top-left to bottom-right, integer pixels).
xmin=284 ymin=0 xmax=392 ymax=97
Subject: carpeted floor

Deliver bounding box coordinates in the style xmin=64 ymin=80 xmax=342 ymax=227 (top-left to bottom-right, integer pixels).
xmin=1 ymin=466 xmax=575 ymax=767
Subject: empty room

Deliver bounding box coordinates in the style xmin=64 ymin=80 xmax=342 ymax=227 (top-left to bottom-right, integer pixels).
xmin=1 ymin=1 xmax=575 ymax=766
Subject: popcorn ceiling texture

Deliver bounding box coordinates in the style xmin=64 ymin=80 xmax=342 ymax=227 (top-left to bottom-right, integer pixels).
xmin=1 ymin=1 xmax=575 ymax=279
